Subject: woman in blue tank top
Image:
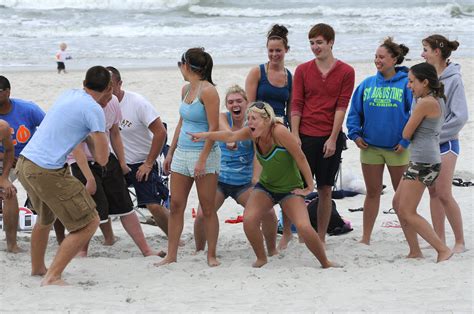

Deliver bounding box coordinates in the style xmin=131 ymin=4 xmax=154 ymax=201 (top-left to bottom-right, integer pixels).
xmin=158 ymin=48 xmax=221 ymax=267
xmin=245 ymin=24 xmax=292 ymax=125
xmin=393 ymin=63 xmax=452 ymax=263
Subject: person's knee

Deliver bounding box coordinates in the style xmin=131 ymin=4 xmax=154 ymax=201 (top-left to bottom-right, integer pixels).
xmin=293 ymin=220 xmax=312 ymax=233
xmin=366 ymin=186 xmax=382 ymax=198
xmin=392 ymin=197 xmax=400 ymax=211
xmin=397 ymin=209 xmax=411 ymax=223
xmin=437 ymin=191 xmax=453 ymax=205
xmin=89 ymin=215 xmax=100 ymax=229
xmin=317 ymin=186 xmax=332 ymax=198
xmin=243 ymin=212 xmax=258 ymax=227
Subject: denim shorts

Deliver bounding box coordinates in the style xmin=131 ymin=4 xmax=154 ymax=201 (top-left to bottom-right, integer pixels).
xmin=253 ymin=182 xmax=303 ymax=205
xmin=440 ymin=139 xmax=460 ymax=156
xmin=217 ymin=181 xmax=252 ymax=201
xmin=171 ymin=146 xmax=221 ymax=177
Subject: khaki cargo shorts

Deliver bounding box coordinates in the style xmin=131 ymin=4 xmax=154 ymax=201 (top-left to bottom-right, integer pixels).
xmin=15 ymin=156 xmax=98 ymax=232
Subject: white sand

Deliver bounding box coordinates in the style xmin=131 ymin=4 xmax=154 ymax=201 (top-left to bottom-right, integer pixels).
xmin=1 ymin=59 xmax=472 ymax=312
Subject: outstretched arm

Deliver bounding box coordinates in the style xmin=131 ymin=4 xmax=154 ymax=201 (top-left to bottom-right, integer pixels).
xmin=189 ymin=127 xmax=252 ymax=144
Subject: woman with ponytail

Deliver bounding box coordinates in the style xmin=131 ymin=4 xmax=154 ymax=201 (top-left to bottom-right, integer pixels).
xmin=158 ymin=48 xmax=221 ymax=267
xmin=393 ymin=62 xmax=452 ymax=263
xmin=346 ymin=37 xmax=413 ymax=245
xmin=245 ymin=24 xmax=292 ymax=125
xmin=421 ymin=35 xmax=468 ymax=253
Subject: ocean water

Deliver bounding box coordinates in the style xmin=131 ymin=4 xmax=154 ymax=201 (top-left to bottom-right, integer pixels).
xmin=0 ymin=0 xmax=473 ymax=70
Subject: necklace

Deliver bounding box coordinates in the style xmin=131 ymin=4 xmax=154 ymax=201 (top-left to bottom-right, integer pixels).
xmin=266 ymin=62 xmax=288 ymax=86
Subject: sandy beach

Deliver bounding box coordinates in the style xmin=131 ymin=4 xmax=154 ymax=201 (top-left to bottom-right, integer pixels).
xmin=0 ymin=58 xmax=472 ymax=312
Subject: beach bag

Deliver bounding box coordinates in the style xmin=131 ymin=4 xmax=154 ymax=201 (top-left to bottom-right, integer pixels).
xmin=307 ymin=197 xmax=353 ymax=236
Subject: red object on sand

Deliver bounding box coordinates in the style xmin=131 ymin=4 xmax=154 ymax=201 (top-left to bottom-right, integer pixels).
xmin=225 ymin=215 xmax=244 ymax=224
xmin=192 ymin=208 xmax=196 ymax=218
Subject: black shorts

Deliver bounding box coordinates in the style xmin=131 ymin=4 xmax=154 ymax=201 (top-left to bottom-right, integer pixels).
xmin=217 ymin=181 xmax=252 ymax=202
xmin=57 ymin=62 xmax=65 ymax=70
xmin=70 ymin=154 xmax=134 ymax=223
xmin=300 ymin=131 xmax=345 ymax=188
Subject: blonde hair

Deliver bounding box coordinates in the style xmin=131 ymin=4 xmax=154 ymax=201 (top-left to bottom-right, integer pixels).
xmin=59 ymin=42 xmax=67 ymax=50
xmin=246 ymin=101 xmax=283 ymax=125
xmin=224 ymin=84 xmax=247 ymax=104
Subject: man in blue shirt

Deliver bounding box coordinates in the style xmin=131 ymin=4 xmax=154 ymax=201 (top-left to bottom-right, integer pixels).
xmin=15 ymin=66 xmax=110 ymax=286
xmin=0 ymin=76 xmax=45 ymax=253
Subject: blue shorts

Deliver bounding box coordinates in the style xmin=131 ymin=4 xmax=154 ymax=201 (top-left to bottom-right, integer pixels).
xmin=171 ymin=146 xmax=221 ymax=177
xmin=440 ymin=139 xmax=460 ymax=156
xmin=217 ymin=181 xmax=252 ymax=201
xmin=125 ymin=162 xmax=169 ymax=207
xmin=253 ymin=182 xmax=303 ymax=205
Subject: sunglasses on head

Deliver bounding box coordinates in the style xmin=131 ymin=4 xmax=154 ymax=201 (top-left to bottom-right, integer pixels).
xmin=250 ymin=102 xmax=270 ymax=117
xmin=177 ymin=53 xmax=202 ymax=70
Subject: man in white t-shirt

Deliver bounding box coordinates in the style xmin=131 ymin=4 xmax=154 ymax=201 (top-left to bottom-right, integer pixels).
xmin=106 ymin=66 xmax=171 ymax=237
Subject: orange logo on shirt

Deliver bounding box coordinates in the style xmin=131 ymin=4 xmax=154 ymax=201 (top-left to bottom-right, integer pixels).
xmin=10 ymin=125 xmax=32 ymax=145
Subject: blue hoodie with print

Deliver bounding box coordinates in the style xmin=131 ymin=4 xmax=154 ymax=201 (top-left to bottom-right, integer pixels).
xmin=346 ymin=67 xmax=413 ymax=149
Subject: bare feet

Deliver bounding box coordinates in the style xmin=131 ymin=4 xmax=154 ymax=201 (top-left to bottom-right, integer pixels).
xmin=31 ymin=267 xmax=48 ymax=276
xmin=406 ymin=252 xmax=424 ymax=259
xmin=7 ymin=244 xmax=26 ymax=253
xmin=267 ymin=249 xmax=279 ymax=257
xmin=437 ymin=248 xmax=453 ymax=263
xmin=154 ymin=256 xmax=176 ymax=267
xmin=323 ymin=261 xmax=343 ymax=269
xmin=103 ymin=237 xmax=117 ymax=246
xmin=277 ymin=234 xmax=293 ymax=250
xmin=359 ymin=239 xmax=370 ymax=245
xmin=452 ymin=243 xmax=466 ymax=254
xmin=252 ymin=258 xmax=267 ymax=268
xmin=178 ymin=239 xmax=185 ymax=247
xmin=76 ymin=250 xmax=87 ymax=258
xmin=207 ymin=256 xmax=221 ymax=267
xmin=143 ymin=250 xmax=166 ymax=258
xmin=41 ymin=276 xmax=69 ymax=286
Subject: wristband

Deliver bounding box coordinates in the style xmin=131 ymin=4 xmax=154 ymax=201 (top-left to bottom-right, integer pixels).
xmin=399 ymin=138 xmax=410 ymax=149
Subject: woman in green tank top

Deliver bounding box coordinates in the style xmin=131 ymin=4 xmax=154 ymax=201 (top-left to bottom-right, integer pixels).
xmin=189 ymin=101 xmax=338 ymax=268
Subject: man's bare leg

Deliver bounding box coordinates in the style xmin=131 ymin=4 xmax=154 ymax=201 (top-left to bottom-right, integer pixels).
xmin=31 ymin=222 xmax=51 ymax=276
xmin=120 ymin=211 xmax=164 ymax=257
xmin=41 ymin=216 xmax=99 ymax=286
xmin=3 ymin=196 xmax=23 ymax=253
xmin=53 ymin=219 xmax=66 ymax=245
xmin=99 ymin=219 xmax=116 ymax=245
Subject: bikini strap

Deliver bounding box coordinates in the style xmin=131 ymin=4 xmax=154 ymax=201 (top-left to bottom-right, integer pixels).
xmin=195 ymin=81 xmax=204 ymax=102
xmin=182 ymin=84 xmax=192 ymax=102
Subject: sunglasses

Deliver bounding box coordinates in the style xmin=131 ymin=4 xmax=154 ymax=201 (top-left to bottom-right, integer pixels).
xmin=177 ymin=53 xmax=202 ymax=70
xmin=250 ymin=102 xmax=270 ymax=117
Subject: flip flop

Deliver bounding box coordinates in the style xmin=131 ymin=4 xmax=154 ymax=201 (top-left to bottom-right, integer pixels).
xmin=383 ymin=208 xmax=396 ymax=214
xmin=348 ymin=207 xmax=363 ymax=212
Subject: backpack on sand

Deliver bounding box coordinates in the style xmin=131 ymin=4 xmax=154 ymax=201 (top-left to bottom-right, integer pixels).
xmin=307 ymin=197 xmax=353 ymax=236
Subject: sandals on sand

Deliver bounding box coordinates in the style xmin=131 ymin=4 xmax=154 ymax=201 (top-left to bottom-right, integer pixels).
xmin=452 ymin=178 xmax=474 ymax=187
xmin=383 ymin=208 xmax=396 ymax=214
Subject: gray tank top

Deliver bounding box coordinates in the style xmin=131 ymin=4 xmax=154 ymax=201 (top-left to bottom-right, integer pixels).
xmin=410 ymin=97 xmax=444 ymax=164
